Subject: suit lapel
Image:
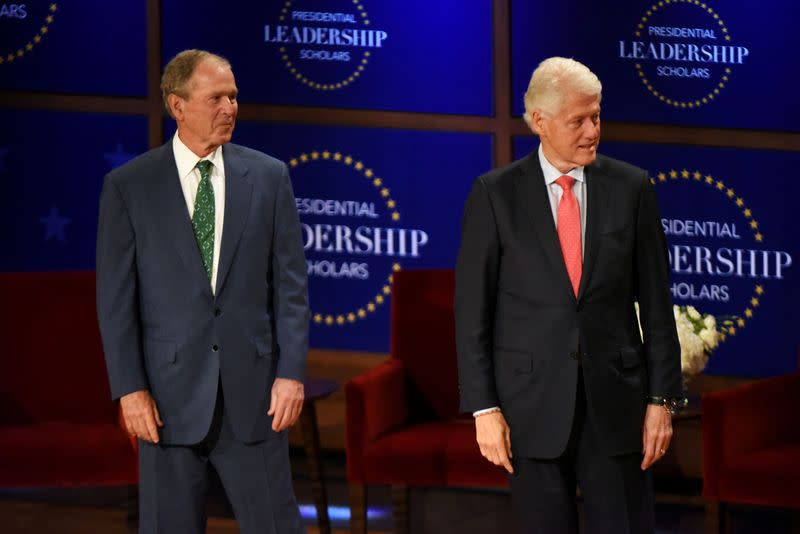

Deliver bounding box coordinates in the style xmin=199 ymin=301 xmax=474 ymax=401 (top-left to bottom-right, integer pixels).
xmin=516 ymin=154 xmax=576 ymax=303
xmin=577 ymin=163 xmax=608 ymax=301
xmin=153 ymin=143 xmax=214 ymax=299
xmin=214 ymin=144 xmax=252 ymax=297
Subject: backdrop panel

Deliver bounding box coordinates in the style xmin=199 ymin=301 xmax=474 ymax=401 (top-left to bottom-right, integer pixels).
xmin=1 ymin=110 xmax=147 ymax=271
xmin=0 ymin=1 xmax=146 ymax=95
xmin=511 ymin=0 xmax=800 ymax=131
xmin=515 ymin=136 xmax=798 ymax=377
xmin=165 ymin=122 xmax=491 ymax=352
xmin=162 ymin=0 xmax=493 ymax=115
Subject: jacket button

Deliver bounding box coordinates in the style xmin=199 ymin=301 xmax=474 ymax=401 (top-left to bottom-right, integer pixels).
xmin=569 ymin=351 xmax=579 ymax=360
xmin=214 ymin=308 xmax=221 ymax=317
xmin=212 ymin=344 xmax=219 ymax=352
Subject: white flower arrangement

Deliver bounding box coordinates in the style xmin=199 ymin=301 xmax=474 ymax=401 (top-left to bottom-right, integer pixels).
xmin=635 ymin=303 xmax=730 ymax=378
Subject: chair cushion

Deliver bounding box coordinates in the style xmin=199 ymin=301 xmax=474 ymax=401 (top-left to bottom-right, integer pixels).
xmin=444 ymin=420 xmax=509 ymax=487
xmin=717 ymin=444 xmax=800 ymax=508
xmin=0 ymin=422 xmax=137 ymax=487
xmin=362 ymin=422 xmax=451 ymax=485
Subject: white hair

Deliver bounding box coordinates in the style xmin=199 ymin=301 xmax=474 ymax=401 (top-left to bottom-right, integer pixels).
xmin=523 ymin=57 xmax=602 ymax=128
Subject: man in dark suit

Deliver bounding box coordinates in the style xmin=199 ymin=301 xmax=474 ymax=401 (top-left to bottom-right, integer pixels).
xmin=96 ymin=49 xmax=309 ymax=533
xmin=455 ymin=57 xmax=684 ymax=533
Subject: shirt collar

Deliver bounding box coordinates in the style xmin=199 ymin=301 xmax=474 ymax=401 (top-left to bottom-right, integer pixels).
xmin=172 ymin=133 xmax=224 ymax=180
xmin=537 ymin=143 xmax=585 ymax=186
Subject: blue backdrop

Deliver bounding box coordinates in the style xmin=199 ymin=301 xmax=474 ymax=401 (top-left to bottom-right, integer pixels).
xmin=162 ymin=0 xmax=493 ymax=115
xmin=1 ymin=109 xmax=147 ymax=271
xmin=0 ymin=1 xmax=146 ymax=95
xmin=516 ymin=137 xmax=799 ymax=377
xmin=511 ymin=0 xmax=800 ymax=131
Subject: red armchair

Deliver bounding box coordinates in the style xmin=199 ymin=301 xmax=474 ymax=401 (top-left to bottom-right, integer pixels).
xmin=702 ymin=371 xmax=800 ymax=533
xmin=346 ymin=270 xmax=507 ymax=534
xmin=0 ymin=271 xmax=137 ymax=489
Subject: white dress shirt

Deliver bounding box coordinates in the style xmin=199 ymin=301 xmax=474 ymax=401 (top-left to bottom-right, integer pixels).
xmin=172 ymin=134 xmax=225 ymax=294
xmin=473 ymin=145 xmax=589 ymax=417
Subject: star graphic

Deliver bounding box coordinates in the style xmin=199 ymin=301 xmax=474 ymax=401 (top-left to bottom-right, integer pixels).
xmin=103 ymin=142 xmax=136 ymax=170
xmin=0 ymin=147 xmax=7 ymax=173
xmin=40 ymin=206 xmax=71 ymax=243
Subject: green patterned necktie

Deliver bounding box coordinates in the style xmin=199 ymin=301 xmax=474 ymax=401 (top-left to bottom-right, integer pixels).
xmin=191 ymin=160 xmax=215 ymax=280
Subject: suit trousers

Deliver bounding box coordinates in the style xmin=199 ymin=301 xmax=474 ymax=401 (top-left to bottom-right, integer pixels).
xmin=138 ymin=381 xmax=303 ymax=534
xmin=509 ymin=369 xmax=655 ymax=534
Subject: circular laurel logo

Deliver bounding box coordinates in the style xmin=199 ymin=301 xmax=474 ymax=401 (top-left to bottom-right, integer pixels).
xmin=653 ymin=169 xmax=792 ymax=342
xmin=618 ymin=0 xmax=749 ymax=108
xmin=264 ymin=0 xmax=388 ymax=91
xmin=289 ymin=150 xmax=428 ymax=326
xmin=0 ymin=2 xmax=57 ymax=65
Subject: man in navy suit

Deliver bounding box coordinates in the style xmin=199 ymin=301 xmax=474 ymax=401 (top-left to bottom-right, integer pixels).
xmin=96 ymin=49 xmax=309 ymax=533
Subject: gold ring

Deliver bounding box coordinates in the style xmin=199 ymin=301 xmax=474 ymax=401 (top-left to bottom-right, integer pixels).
xmin=660 ymin=448 xmax=666 ymax=454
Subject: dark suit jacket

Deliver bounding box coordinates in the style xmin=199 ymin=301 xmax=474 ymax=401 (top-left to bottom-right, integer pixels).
xmin=455 ymin=151 xmax=682 ymax=458
xmin=96 ymin=141 xmax=309 ymax=445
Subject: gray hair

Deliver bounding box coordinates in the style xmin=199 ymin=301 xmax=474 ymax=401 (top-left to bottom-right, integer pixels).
xmin=161 ymin=49 xmax=231 ymax=118
xmin=523 ymin=57 xmax=602 ymax=128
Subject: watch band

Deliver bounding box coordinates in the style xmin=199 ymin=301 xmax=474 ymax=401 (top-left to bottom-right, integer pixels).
xmin=646 ymin=395 xmax=688 ymax=415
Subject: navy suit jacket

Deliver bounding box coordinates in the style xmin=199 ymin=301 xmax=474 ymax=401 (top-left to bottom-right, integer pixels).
xmin=96 ymin=141 xmax=309 ymax=445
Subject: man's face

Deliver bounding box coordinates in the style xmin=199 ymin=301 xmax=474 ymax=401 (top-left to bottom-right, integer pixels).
xmin=172 ymin=59 xmax=238 ymax=154
xmin=532 ymin=91 xmax=601 ymax=173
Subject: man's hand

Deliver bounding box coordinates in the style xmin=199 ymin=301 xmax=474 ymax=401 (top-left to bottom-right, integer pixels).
xmin=267 ymin=378 xmax=304 ymax=432
xmin=641 ymin=403 xmax=673 ymax=470
xmin=120 ymin=389 xmax=163 ymax=444
xmin=475 ymin=411 xmax=514 ymax=474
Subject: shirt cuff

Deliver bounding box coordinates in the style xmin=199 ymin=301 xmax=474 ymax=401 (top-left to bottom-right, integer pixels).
xmin=473 ymin=406 xmax=501 ymax=417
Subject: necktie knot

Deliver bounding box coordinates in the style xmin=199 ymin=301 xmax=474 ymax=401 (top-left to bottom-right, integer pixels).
xmin=555 ymin=175 xmax=576 ymax=192
xmin=196 ymin=160 xmax=213 ymax=180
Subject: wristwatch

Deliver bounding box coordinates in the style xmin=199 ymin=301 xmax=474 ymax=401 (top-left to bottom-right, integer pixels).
xmin=646 ymin=396 xmax=687 ymax=416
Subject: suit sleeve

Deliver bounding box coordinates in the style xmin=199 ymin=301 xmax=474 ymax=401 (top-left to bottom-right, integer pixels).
xmin=96 ymin=175 xmax=148 ymax=400
xmin=634 ymin=175 xmax=683 ymax=398
xmin=271 ymin=162 xmax=310 ymax=381
xmin=455 ymin=176 xmax=501 ymax=413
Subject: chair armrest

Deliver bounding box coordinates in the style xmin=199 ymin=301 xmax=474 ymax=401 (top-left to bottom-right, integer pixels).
xmin=702 ymin=372 xmax=800 ymax=497
xmin=345 ymin=359 xmax=409 ymax=482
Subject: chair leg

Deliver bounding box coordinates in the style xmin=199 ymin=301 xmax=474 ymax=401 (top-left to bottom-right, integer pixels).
xmin=391 ymin=485 xmax=410 ymax=534
xmin=349 ymin=483 xmax=367 ymax=534
xmin=705 ymin=500 xmax=727 ymax=534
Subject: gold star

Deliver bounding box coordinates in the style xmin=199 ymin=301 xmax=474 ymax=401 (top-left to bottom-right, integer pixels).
xmin=0 ymin=57 xmax=4 ymax=64
xmin=382 ymin=285 xmax=391 ymax=295
xmin=388 ymin=275 xmax=394 ymax=283
xmin=745 ymin=309 xmax=753 ymax=318
xmin=16 ymin=49 xmax=23 ymax=57
xmin=755 ymin=233 xmax=763 ymax=242
xmin=41 ymin=26 xmax=48 ymax=34
xmin=726 ymin=188 xmax=734 ymax=198
xmin=322 ymin=151 xmax=330 ymax=159
xmin=325 ymin=316 xmax=334 ymax=325
xmin=357 ymin=309 xmax=366 ymax=318
xmin=364 ymin=169 xmax=373 ymax=177
xmin=392 ymin=212 xmax=400 ymax=221
xmin=313 ymin=313 xmax=322 ymax=322
xmin=6 ymin=54 xmax=13 ymax=62
xmin=34 ymin=35 xmax=41 ymax=43
xmin=393 ymin=263 xmax=401 ymax=271
xmin=373 ymin=178 xmax=382 ymax=186
xmin=716 ymin=181 xmax=725 ymax=190
xmin=693 ymin=171 xmax=702 ymax=180
xmin=681 ymin=169 xmax=689 ymax=179
xmin=25 ymin=43 xmax=33 ymax=51
xmin=658 ymin=172 xmax=667 ymax=182
xmin=336 ymin=316 xmax=345 ymax=325
xmin=46 ymin=15 xmax=53 ymax=23
xmin=749 ymin=220 xmax=758 ymax=229
xmin=299 ymin=153 xmax=308 ymax=162
xmin=705 ymin=176 xmax=713 ymax=184
xmin=333 ymin=152 xmax=342 ymax=161
xmin=669 ymin=170 xmax=678 ymax=179
xmin=289 ymin=158 xmax=298 ymax=167
xmin=347 ymin=313 xmax=356 ymax=323
xmin=311 ymin=151 xmax=319 ymax=160
xmin=50 ymin=3 xmax=57 ymax=12
xmin=387 ymin=200 xmax=396 ymax=208
xmin=367 ymin=303 xmax=376 ymax=312
xmin=737 ymin=318 xmax=745 ymax=327
xmin=728 ymin=327 xmax=736 ymax=336
xmin=344 ymin=156 xmax=353 ymax=165
xmin=380 ymin=188 xmax=390 ymax=197
xmin=355 ymin=162 xmax=364 ymax=171
xmin=735 ymin=198 xmax=744 ymax=207
xmin=755 ymin=285 xmax=764 ymax=295
xmin=376 ymin=295 xmax=384 ymax=304
xmin=751 ymin=297 xmax=759 ymax=307
xmin=743 ymin=208 xmax=752 ymax=217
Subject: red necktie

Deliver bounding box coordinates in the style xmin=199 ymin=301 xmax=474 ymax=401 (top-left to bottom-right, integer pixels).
xmin=555 ymin=175 xmax=582 ymax=297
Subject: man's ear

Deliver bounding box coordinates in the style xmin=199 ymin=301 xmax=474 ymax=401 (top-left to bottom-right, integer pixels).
xmin=167 ymin=93 xmax=184 ymax=120
xmin=530 ymin=110 xmax=546 ymax=137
